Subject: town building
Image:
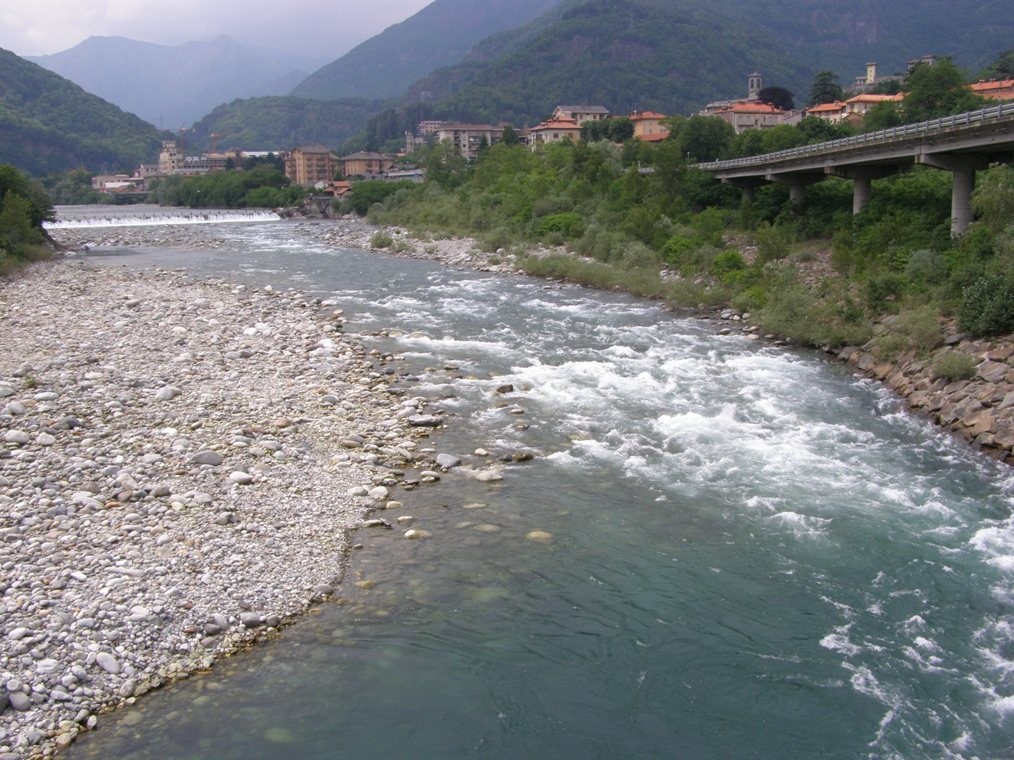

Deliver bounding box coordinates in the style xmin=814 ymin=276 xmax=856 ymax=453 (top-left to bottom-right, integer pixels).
xmin=158 ymin=140 xmax=182 ymax=174
xmin=629 ymin=110 xmax=669 ymax=141
xmin=338 ymin=152 xmax=396 ymax=178
xmin=434 ymin=123 xmax=503 ymax=160
xmin=527 ymin=118 xmax=583 ymax=146
xmin=284 ymin=146 xmax=339 ymax=187
xmin=850 ymin=62 xmax=904 ymax=94
xmin=969 ymin=79 xmax=1014 ymax=102
xmin=804 ymin=101 xmax=849 ymax=124
xmin=843 ymin=93 xmax=904 ymax=119
xmin=551 ymin=105 xmax=610 ymax=124
xmin=712 ymin=101 xmax=801 ymax=134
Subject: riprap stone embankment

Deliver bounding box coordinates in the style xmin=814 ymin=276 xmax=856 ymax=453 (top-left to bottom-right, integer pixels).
xmin=0 ymin=262 xmax=445 ymax=757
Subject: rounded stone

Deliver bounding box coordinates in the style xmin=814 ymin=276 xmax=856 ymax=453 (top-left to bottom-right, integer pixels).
xmin=526 ymin=530 xmax=554 ymax=543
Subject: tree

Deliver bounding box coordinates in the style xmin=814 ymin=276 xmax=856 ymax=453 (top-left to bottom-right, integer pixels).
xmin=501 ymin=125 xmax=521 ymax=146
xmin=979 ymin=49 xmax=1014 ymax=80
xmin=902 ymin=59 xmax=984 ymax=122
xmin=679 ymin=116 xmax=735 ymax=162
xmin=422 ymin=142 xmax=468 ymax=189
xmin=758 ymin=86 xmax=795 ymax=111
xmin=861 ymin=102 xmax=903 ymax=132
xmin=808 ymin=71 xmax=843 ymax=106
xmin=0 ymin=166 xmax=54 ymax=228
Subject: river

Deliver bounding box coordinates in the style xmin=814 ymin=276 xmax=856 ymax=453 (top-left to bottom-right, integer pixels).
xmin=60 ymin=217 xmax=1013 ymax=759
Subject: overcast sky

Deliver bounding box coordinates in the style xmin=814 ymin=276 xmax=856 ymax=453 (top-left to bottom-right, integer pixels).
xmin=0 ymin=0 xmax=432 ymax=60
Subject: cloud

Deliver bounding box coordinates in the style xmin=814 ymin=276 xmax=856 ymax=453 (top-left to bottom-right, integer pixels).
xmin=0 ymin=0 xmax=431 ymax=59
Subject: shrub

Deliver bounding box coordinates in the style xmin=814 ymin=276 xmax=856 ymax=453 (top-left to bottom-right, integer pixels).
xmin=903 ymin=248 xmax=948 ymax=288
xmin=754 ymin=222 xmax=793 ymax=263
xmin=931 ymin=349 xmax=977 ymax=382
xmin=872 ymin=333 xmax=908 ymax=359
xmin=864 ymin=272 xmax=905 ymax=313
xmin=535 ymin=211 xmax=584 ymax=239
xmin=958 ymin=273 xmax=1014 ymax=337
xmin=711 ymin=249 xmax=746 ymax=277
xmin=731 ymin=285 xmax=768 ymax=313
xmin=894 ymin=305 xmax=942 ymax=352
xmin=370 ymin=231 xmax=394 ymax=249
xmin=662 ymin=235 xmax=699 ymax=267
xmin=479 ymin=227 xmax=515 ymax=253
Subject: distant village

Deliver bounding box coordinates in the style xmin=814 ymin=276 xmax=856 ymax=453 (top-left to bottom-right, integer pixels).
xmin=90 ymin=57 xmax=1014 ymax=202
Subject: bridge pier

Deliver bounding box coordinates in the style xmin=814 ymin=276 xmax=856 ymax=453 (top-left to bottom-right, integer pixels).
xmin=827 ymin=166 xmax=900 ymax=215
xmin=767 ymin=172 xmax=823 ymax=210
xmin=916 ymin=153 xmax=992 ymax=236
xmin=722 ymin=177 xmax=764 ymax=204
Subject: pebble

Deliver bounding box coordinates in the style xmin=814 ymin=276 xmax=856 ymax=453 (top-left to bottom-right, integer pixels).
xmin=191 ymin=450 xmax=226 ymax=466
xmin=526 ymin=530 xmax=554 ymax=543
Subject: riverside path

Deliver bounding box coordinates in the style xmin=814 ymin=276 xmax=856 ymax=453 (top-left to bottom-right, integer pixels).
xmin=698 ymin=103 xmax=1014 ymax=235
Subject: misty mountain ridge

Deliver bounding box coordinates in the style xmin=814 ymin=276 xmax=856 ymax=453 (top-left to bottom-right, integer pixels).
xmin=29 ymin=35 xmax=325 ymax=128
xmin=290 ymin=0 xmax=565 ymax=101
xmin=0 ymin=46 xmax=162 ymax=176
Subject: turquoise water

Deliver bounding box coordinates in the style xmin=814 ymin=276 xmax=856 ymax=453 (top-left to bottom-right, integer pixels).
xmin=66 ymin=223 xmax=1014 ymax=759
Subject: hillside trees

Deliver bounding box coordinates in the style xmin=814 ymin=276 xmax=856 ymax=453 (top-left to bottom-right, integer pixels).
xmin=149 ymin=165 xmax=303 ymax=208
xmin=808 ymin=71 xmax=843 ymax=106
xmin=902 ymin=59 xmax=985 ymax=122
xmin=0 ymin=165 xmax=54 ymax=263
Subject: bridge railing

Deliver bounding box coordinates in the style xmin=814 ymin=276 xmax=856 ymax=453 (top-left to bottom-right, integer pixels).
xmin=698 ymin=103 xmax=1014 ymax=172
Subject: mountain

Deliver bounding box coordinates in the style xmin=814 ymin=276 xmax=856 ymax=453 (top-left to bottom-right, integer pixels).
xmin=290 ymin=0 xmax=565 ymax=101
xmin=694 ymin=0 xmax=1013 ymax=78
xmin=29 ymin=35 xmax=324 ymax=128
xmin=404 ymin=0 xmax=805 ymax=126
xmin=393 ymin=0 xmax=1012 ymax=128
xmin=188 ymin=96 xmax=387 ymax=153
xmin=0 ymin=47 xmax=162 ymax=176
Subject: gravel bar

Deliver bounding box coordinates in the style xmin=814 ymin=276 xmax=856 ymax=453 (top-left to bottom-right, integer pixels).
xmin=0 ymin=261 xmax=443 ymax=757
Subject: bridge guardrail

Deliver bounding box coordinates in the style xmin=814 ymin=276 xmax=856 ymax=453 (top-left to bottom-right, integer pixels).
xmin=698 ymin=103 xmax=1014 ymax=172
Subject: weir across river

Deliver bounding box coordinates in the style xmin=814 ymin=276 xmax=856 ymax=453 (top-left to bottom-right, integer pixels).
xmin=698 ymin=103 xmax=1014 ymax=235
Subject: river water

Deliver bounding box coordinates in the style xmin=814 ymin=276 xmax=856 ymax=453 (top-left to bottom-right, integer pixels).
xmin=62 ymin=218 xmax=1013 ymax=759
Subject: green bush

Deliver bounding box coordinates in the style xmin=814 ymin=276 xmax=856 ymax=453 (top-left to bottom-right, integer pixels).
xmin=958 ymin=273 xmax=1014 ymax=336
xmin=872 ymin=333 xmax=908 ymax=359
xmin=370 ymin=231 xmax=394 ymax=249
xmin=894 ymin=305 xmax=942 ymax=352
xmin=864 ymin=272 xmax=906 ymax=313
xmin=711 ymin=249 xmax=746 ymax=277
xmin=662 ymin=235 xmax=699 ymax=267
xmin=930 ymin=349 xmax=977 ymax=382
xmin=755 ymin=222 xmax=793 ymax=263
xmin=479 ymin=227 xmax=515 ymax=253
xmin=535 ymin=211 xmax=584 ymax=239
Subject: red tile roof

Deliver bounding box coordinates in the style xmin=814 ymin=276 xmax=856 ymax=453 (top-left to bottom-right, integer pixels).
xmin=629 ymin=110 xmax=667 ymax=120
xmin=721 ymin=102 xmax=787 ymax=114
xmin=807 ymin=101 xmax=847 ymax=113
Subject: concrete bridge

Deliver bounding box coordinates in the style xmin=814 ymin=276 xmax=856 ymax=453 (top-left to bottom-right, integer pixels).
xmin=698 ymin=103 xmax=1014 ymax=235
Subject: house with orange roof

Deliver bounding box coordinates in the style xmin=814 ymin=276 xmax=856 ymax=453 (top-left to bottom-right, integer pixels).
xmin=712 ymin=101 xmax=801 ymax=134
xmin=844 ymin=93 xmax=904 ymax=119
xmin=629 ymin=110 xmax=670 ymax=141
xmin=527 ymin=118 xmax=583 ymax=147
xmin=968 ymin=79 xmax=1014 ymax=102
xmin=804 ymin=101 xmax=849 ymax=124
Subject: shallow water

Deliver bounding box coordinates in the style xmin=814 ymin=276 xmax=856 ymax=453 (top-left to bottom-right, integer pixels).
xmin=65 ymin=220 xmax=1013 ymax=759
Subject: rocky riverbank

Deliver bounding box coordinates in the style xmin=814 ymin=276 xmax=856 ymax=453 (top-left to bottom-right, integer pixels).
xmin=50 ymin=217 xmax=524 ymax=276
xmin=0 ymin=262 xmax=467 ymax=758
xmin=49 ymin=215 xmax=1014 ymax=465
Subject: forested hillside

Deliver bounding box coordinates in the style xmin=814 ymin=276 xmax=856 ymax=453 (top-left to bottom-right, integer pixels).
xmin=0 ymin=48 xmax=162 ymax=176
xmin=403 ymin=0 xmax=803 ymax=126
xmin=290 ymin=0 xmax=563 ymax=101
xmin=189 ymin=96 xmax=388 ymax=152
